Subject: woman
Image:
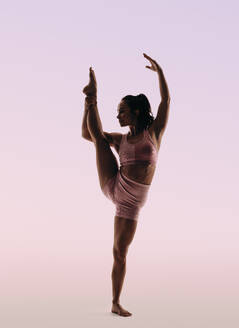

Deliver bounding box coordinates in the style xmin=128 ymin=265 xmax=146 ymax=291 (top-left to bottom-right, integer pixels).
xmin=82 ymin=53 xmax=170 ymax=317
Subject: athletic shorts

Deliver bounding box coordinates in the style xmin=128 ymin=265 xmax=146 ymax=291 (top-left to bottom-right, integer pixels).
xmin=102 ymin=168 xmax=150 ymax=221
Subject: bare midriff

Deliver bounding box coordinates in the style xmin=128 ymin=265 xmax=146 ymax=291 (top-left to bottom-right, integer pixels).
xmin=120 ymin=163 xmax=156 ymax=185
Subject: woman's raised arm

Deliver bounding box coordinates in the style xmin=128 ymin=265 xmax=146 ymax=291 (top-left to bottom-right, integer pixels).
xmin=143 ymin=53 xmax=170 ymax=136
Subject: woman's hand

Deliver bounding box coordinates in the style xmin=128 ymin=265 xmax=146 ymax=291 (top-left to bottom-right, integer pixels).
xmin=143 ymin=53 xmax=161 ymax=72
xmin=82 ymin=67 xmax=97 ymax=97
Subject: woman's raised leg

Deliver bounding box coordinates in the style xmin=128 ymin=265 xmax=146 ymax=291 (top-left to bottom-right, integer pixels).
xmin=86 ymin=101 xmax=118 ymax=190
xmin=82 ymin=66 xmax=118 ymax=189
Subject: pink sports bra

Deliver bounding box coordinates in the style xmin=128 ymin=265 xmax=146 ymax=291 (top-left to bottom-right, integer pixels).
xmin=119 ymin=129 xmax=158 ymax=166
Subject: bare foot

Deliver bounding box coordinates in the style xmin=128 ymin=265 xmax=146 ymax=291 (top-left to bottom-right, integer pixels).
xmin=111 ymin=302 xmax=132 ymax=317
xmin=82 ymin=67 xmax=97 ymax=96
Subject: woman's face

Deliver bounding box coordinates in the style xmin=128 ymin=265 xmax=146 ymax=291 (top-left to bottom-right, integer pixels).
xmin=117 ymin=100 xmax=138 ymax=126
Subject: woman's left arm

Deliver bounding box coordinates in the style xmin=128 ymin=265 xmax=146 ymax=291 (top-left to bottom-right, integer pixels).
xmin=144 ymin=53 xmax=171 ymax=136
xmin=155 ymin=68 xmax=171 ymax=134
xmin=157 ymin=67 xmax=170 ymax=102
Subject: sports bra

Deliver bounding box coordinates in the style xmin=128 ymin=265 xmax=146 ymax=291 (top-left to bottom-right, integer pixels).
xmin=119 ymin=129 xmax=158 ymax=166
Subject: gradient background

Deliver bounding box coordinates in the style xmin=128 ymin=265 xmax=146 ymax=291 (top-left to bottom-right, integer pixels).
xmin=1 ymin=0 xmax=239 ymax=327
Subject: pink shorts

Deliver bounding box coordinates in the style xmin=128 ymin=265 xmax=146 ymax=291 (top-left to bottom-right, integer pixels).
xmin=102 ymin=168 xmax=150 ymax=221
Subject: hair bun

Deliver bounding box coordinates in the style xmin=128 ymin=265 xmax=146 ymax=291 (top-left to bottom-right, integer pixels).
xmin=136 ymin=94 xmax=145 ymax=103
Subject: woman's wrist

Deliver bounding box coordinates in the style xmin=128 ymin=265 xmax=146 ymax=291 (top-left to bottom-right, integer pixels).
xmin=156 ymin=66 xmax=162 ymax=74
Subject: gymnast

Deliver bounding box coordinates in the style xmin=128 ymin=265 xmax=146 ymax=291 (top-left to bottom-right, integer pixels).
xmin=82 ymin=53 xmax=170 ymax=316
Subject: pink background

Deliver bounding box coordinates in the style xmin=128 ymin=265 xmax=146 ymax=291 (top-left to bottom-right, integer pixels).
xmin=1 ymin=0 xmax=238 ymax=327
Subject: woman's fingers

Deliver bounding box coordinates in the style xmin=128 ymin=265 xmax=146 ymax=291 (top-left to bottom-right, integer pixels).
xmin=143 ymin=53 xmax=158 ymax=64
xmin=143 ymin=53 xmax=161 ymax=71
xmin=144 ymin=53 xmax=157 ymax=67
xmin=143 ymin=53 xmax=155 ymax=63
xmin=143 ymin=53 xmax=152 ymax=60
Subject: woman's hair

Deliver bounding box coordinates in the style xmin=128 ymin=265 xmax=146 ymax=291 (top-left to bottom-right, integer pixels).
xmin=122 ymin=94 xmax=155 ymax=130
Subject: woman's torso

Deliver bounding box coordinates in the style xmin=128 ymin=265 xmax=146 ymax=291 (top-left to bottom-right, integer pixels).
xmin=114 ymin=126 xmax=160 ymax=185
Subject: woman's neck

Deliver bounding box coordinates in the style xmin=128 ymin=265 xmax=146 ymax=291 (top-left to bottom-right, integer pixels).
xmin=128 ymin=125 xmax=144 ymax=136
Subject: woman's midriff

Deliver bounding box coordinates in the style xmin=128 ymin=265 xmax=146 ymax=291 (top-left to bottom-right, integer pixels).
xmin=120 ymin=163 xmax=156 ymax=185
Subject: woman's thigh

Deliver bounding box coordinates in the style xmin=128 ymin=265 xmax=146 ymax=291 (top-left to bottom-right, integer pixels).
xmin=113 ymin=216 xmax=138 ymax=257
xmin=94 ymin=136 xmax=119 ymax=190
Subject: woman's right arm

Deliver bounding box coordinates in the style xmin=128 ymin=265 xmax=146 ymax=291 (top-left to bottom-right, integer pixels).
xmin=82 ymin=96 xmax=120 ymax=146
xmin=82 ymin=114 xmax=119 ymax=147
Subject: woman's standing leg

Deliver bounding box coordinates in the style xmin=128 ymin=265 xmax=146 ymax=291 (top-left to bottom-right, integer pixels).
xmin=111 ymin=216 xmax=138 ymax=317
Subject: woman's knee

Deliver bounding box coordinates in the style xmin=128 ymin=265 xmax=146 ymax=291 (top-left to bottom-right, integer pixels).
xmin=113 ymin=244 xmax=128 ymax=262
